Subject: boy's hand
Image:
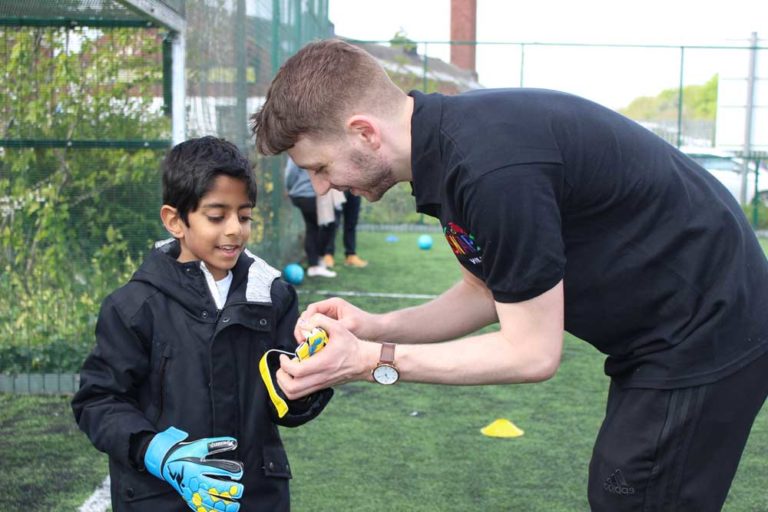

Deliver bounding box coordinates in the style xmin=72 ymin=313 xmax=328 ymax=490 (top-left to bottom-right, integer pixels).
xmin=259 ymin=328 xmax=332 ymax=419
xmin=144 ymin=427 xmax=244 ymax=512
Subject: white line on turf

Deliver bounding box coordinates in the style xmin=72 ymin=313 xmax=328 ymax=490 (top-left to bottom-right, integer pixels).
xmin=79 ymin=475 xmax=110 ymax=512
xmin=298 ymin=290 xmax=437 ymax=300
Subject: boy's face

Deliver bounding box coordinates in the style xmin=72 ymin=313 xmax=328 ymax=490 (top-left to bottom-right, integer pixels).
xmin=164 ymin=175 xmax=254 ymax=280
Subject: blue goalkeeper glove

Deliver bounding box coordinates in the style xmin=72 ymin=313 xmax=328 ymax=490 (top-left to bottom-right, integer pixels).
xmin=144 ymin=427 xmax=244 ymax=512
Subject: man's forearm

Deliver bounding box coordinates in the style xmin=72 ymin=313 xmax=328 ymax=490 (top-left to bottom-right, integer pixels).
xmin=377 ymin=276 xmax=498 ymax=344
xmin=391 ymin=329 xmax=561 ymax=384
xmin=370 ymin=281 xmax=565 ymax=385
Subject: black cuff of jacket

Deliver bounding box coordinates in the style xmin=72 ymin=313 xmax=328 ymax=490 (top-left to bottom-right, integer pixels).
xmin=278 ymin=387 xmax=334 ymax=428
xmin=129 ymin=431 xmax=156 ymax=471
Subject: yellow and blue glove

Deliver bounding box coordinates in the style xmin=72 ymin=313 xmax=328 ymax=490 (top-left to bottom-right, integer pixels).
xmin=144 ymin=426 xmax=244 ymax=512
xmin=294 ymin=327 xmax=329 ymax=361
xmin=259 ymin=327 xmax=333 ymax=424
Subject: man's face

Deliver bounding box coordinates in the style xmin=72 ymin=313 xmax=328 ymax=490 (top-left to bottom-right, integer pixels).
xmin=175 ymin=175 xmax=253 ymax=280
xmin=288 ymin=134 xmax=398 ymax=202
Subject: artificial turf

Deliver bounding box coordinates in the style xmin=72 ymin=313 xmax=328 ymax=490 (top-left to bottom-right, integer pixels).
xmin=1 ymin=231 xmax=766 ymax=510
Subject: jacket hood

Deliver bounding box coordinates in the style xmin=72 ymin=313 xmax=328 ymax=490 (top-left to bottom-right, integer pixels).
xmin=131 ymin=239 xmax=281 ymax=313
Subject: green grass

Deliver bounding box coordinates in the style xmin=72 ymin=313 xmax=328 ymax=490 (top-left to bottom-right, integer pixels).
xmin=1 ymin=232 xmax=766 ymax=510
xmin=0 ymin=394 xmax=108 ymax=510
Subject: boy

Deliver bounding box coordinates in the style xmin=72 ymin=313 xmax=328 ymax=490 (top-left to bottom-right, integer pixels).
xmin=72 ymin=136 xmax=332 ymax=512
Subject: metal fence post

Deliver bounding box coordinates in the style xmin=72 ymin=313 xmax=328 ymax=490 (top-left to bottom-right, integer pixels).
xmin=676 ymin=46 xmax=685 ymax=148
xmin=742 ymin=32 xmax=758 ymax=206
xmin=753 ymin=159 xmax=761 ymax=228
xmin=422 ymin=41 xmax=428 ymax=92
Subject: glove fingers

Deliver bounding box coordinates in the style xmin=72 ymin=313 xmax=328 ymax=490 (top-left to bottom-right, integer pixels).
xmin=175 ymin=436 xmax=238 ymax=460
xmin=181 ymin=474 xmax=243 ymax=511
xmin=167 ymin=458 xmax=244 ymax=481
xmin=199 ymin=475 xmax=245 ymax=499
xmin=199 ymin=458 xmax=244 ymax=479
xmin=186 ymin=487 xmax=242 ymax=512
xmin=190 ymin=475 xmax=244 ymax=511
xmin=203 ymin=436 xmax=239 ymax=457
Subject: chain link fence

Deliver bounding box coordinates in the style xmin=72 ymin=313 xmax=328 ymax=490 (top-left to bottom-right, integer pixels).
xmin=0 ymin=0 xmax=331 ymax=383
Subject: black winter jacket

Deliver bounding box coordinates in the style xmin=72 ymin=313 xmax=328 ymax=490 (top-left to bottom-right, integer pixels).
xmin=72 ymin=240 xmax=332 ymax=511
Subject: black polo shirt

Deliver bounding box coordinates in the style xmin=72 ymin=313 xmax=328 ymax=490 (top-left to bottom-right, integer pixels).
xmin=409 ymin=89 xmax=768 ymax=388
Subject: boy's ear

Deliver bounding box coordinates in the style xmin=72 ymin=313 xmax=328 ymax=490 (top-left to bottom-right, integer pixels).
xmin=160 ymin=205 xmax=185 ymax=239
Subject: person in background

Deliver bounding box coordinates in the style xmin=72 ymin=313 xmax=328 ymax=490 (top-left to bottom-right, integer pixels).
xmin=323 ymin=190 xmax=368 ymax=268
xmin=72 ymin=136 xmax=332 ymax=512
xmin=284 ymin=157 xmax=337 ymax=278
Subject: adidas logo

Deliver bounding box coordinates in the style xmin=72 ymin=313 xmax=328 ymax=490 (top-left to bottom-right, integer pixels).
xmin=603 ymin=469 xmax=636 ymax=495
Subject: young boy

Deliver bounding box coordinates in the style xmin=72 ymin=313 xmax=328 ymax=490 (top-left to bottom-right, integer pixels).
xmin=72 ymin=136 xmax=332 ymax=512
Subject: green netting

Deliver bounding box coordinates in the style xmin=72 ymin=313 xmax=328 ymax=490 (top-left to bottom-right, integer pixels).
xmin=0 ymin=0 xmax=183 ymax=27
xmin=1 ymin=22 xmax=171 ymax=374
xmin=0 ymin=0 xmax=331 ymax=374
xmin=0 ymin=25 xmax=170 ymax=145
xmin=180 ymin=0 xmax=332 ymax=265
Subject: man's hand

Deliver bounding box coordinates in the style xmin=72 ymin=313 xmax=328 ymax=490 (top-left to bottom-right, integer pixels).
xmin=280 ymin=314 xmax=379 ymax=399
xmin=294 ymin=297 xmax=382 ymax=342
xmin=144 ymin=427 xmax=244 ymax=512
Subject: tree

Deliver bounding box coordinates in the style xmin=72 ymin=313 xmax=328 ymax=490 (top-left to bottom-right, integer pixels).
xmin=619 ymin=75 xmax=718 ymax=121
xmin=0 ymin=25 xmax=170 ymax=370
xmin=390 ymin=29 xmax=418 ymax=56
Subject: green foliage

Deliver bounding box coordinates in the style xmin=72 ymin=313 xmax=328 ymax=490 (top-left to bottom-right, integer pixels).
xmin=0 ymin=26 xmax=169 ymax=371
xmin=620 ymin=74 xmax=719 ymax=121
xmin=2 ymin=26 xmax=169 ymax=141
xmin=389 ymin=29 xmax=418 ymax=55
xmin=743 ymin=202 xmax=768 ymax=229
xmin=358 ymin=182 xmax=440 ymax=225
xmin=385 ymin=30 xmax=449 ymax=95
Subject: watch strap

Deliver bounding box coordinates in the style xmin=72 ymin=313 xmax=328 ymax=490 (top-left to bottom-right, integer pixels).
xmin=379 ymin=343 xmax=395 ymax=365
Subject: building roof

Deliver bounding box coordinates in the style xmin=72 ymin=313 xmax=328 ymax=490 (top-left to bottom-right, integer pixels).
xmin=350 ymin=40 xmax=482 ymax=93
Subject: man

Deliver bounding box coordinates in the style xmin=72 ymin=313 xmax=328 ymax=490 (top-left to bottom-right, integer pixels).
xmin=250 ymin=39 xmax=768 ymax=511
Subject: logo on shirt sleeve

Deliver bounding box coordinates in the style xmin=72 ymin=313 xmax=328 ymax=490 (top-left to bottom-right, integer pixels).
xmin=444 ymin=222 xmax=482 ymax=265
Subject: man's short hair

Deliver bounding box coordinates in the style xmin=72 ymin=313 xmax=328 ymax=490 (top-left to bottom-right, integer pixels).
xmin=162 ymin=136 xmax=257 ymax=224
xmin=250 ymin=38 xmax=404 ymax=155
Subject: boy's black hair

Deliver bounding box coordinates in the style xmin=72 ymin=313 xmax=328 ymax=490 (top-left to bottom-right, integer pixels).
xmin=162 ymin=136 xmax=257 ymax=224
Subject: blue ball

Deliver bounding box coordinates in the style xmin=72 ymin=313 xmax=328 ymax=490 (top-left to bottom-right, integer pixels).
xmin=385 ymin=234 xmax=399 ymax=243
xmin=417 ymin=234 xmax=433 ymax=250
xmin=283 ymin=263 xmax=304 ymax=285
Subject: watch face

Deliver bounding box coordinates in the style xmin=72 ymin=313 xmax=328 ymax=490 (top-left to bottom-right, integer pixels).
xmin=373 ymin=364 xmax=399 ymax=385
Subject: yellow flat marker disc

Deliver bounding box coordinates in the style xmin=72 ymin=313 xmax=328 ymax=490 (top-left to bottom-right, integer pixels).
xmin=481 ymin=418 xmax=524 ymax=438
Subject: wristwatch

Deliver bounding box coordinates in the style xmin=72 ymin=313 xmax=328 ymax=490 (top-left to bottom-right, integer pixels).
xmin=371 ymin=343 xmax=399 ymax=385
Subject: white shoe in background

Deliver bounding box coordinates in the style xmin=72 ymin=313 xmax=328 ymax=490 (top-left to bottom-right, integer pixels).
xmin=307 ymin=265 xmax=336 ymax=278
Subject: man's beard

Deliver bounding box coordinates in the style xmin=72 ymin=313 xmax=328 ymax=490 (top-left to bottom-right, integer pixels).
xmin=350 ymin=149 xmax=397 ymax=202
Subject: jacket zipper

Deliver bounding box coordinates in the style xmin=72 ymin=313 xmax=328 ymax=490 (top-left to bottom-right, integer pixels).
xmin=155 ymin=344 xmax=173 ymax=423
xmin=209 ymin=308 xmax=222 ymax=430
